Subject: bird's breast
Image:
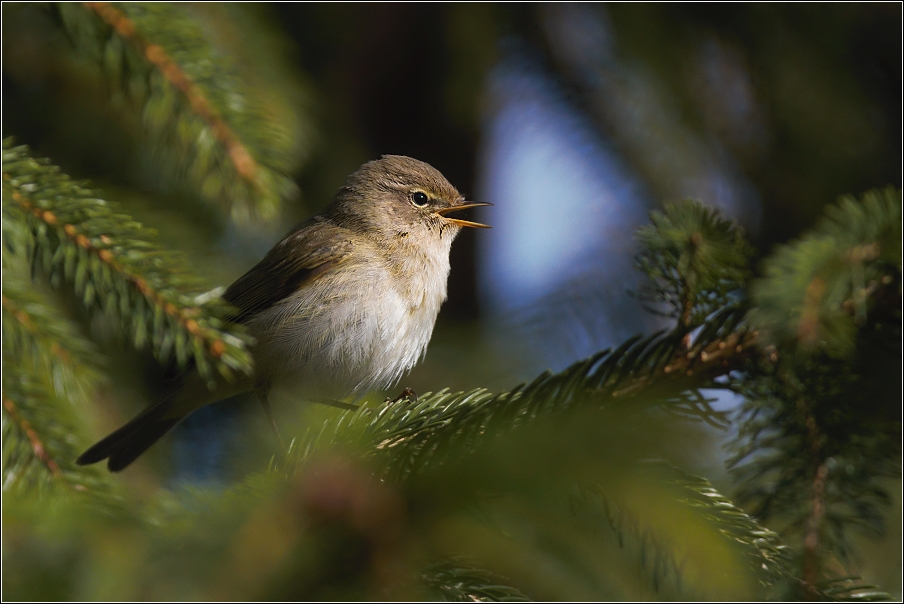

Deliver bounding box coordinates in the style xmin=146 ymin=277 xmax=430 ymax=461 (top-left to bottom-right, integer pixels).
xmin=247 ymin=245 xmax=450 ymax=402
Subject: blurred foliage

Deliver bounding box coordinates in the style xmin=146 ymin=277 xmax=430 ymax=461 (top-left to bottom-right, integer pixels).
xmin=749 ymin=188 xmax=901 ymax=359
xmin=54 ymin=2 xmax=310 ymax=222
xmin=2 ymin=270 xmax=103 ymax=491
xmin=730 ymin=190 xmax=901 ymax=599
xmin=2 ymin=2 xmax=901 ymax=602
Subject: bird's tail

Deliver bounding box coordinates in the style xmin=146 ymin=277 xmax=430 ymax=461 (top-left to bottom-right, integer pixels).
xmin=76 ymin=398 xmax=187 ymax=472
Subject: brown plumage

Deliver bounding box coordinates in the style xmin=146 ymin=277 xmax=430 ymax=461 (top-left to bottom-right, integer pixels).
xmin=77 ymin=156 xmax=490 ymax=471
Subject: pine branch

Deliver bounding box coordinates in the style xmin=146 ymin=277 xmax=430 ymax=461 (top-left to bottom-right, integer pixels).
xmin=182 ymin=3 xmax=316 ymax=175
xmin=671 ymin=468 xmax=789 ymax=586
xmin=383 ymin=409 xmax=788 ymax=599
xmin=749 ymin=187 xmax=901 ymax=358
xmin=2 ymin=141 xmax=253 ymax=384
xmin=584 ymin=465 xmax=890 ymax=601
xmin=1 ymin=266 xmax=118 ymax=491
xmin=633 ymin=198 xmax=754 ymax=348
xmin=728 ymin=348 xmax=900 ymax=591
xmin=393 ymin=411 xmax=794 ymax=600
xmin=2 ymin=274 xmax=104 ymax=406
xmin=421 ymin=559 xmax=533 ymax=602
xmin=289 ymin=302 xmax=755 ymax=485
xmin=730 ymin=188 xmax=901 ymax=596
xmin=2 ymin=356 xmax=110 ymax=492
xmin=1 ymin=250 xmax=109 ymax=491
xmin=3 ymin=389 xmax=63 ymax=482
xmin=54 ymin=2 xmax=310 ymax=222
xmin=812 ymin=576 xmax=892 ymax=602
xmin=569 ymin=465 xmax=790 ymax=598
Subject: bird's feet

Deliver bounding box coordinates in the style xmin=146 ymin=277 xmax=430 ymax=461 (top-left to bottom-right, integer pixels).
xmin=385 ymin=387 xmax=418 ymax=404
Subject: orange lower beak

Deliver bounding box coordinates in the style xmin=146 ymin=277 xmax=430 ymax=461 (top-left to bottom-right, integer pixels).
xmin=435 ymin=202 xmax=493 ymax=229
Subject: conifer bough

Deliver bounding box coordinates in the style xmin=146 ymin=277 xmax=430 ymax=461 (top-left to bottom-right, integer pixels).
xmin=55 ymin=2 xmax=303 ymax=222
xmin=2 ymin=141 xmax=254 ymax=385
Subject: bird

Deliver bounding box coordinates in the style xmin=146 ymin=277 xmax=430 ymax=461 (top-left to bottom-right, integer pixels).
xmin=76 ymin=155 xmax=490 ymax=471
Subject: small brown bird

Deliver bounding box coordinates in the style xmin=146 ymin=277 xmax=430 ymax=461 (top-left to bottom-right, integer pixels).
xmin=77 ymin=156 xmax=490 ymax=471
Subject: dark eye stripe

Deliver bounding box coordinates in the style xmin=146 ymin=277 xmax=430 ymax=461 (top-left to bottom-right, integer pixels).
xmin=411 ymin=191 xmax=429 ymax=207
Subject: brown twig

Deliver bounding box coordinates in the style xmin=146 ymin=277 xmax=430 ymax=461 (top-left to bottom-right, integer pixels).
xmin=610 ymin=329 xmax=759 ymax=399
xmin=2 ymin=295 xmax=74 ymax=365
xmin=802 ymin=461 xmax=829 ymax=596
xmin=82 ymin=2 xmax=259 ymax=183
xmin=1 ymin=294 xmax=36 ymax=331
xmin=677 ymin=233 xmax=703 ymax=351
xmin=797 ymin=390 xmax=828 ymax=599
xmin=2 ymin=394 xmax=63 ymax=477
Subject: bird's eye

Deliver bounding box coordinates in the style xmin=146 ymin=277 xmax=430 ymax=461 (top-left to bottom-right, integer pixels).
xmin=411 ymin=191 xmax=429 ymax=207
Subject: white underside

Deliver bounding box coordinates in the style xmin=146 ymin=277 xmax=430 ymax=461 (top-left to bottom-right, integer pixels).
xmin=244 ymin=237 xmax=452 ymax=404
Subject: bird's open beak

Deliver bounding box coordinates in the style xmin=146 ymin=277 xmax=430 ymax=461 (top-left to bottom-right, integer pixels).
xmin=435 ymin=201 xmax=493 ymax=228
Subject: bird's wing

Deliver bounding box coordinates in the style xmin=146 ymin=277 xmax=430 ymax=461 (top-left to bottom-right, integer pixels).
xmin=222 ymin=218 xmax=356 ymax=324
